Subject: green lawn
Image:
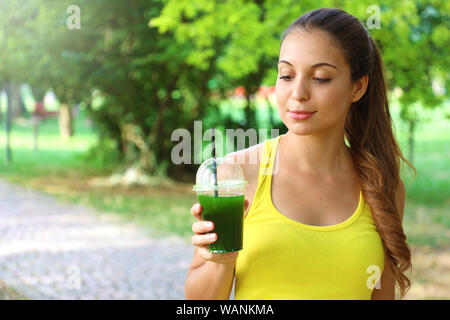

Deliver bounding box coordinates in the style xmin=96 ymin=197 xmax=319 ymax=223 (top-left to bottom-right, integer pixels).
xmin=0 ymin=112 xmax=97 ymax=176
xmin=0 ymin=102 xmax=448 ymax=246
xmin=395 ymin=109 xmax=450 ymax=248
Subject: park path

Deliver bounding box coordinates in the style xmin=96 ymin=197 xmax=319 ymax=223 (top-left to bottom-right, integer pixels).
xmin=0 ymin=179 xmax=195 ymax=299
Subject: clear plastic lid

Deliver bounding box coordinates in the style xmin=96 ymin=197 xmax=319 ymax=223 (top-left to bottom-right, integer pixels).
xmin=193 ymin=157 xmax=247 ymax=192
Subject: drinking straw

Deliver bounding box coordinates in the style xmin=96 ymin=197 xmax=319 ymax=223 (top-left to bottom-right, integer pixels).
xmin=211 ymin=128 xmax=218 ymax=197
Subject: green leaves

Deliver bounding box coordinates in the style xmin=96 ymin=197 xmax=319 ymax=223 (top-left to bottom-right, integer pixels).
xmin=2 ymin=0 xmax=447 ymax=175
xmin=151 ymin=0 xmax=269 ymax=79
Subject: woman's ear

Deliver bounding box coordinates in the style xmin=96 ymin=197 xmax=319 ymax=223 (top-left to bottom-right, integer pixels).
xmin=350 ymin=74 xmax=369 ymax=103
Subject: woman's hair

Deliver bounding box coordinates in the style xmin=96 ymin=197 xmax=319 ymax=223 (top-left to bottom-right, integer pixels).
xmin=280 ymin=8 xmax=417 ymax=298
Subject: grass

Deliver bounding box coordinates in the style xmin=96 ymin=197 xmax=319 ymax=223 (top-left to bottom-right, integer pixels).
xmin=0 ymin=113 xmax=97 ymax=177
xmin=0 ymin=110 xmax=198 ymax=239
xmin=391 ymin=105 xmax=450 ymax=248
xmin=0 ymin=101 xmax=449 ymax=247
xmin=48 ymin=179 xmax=198 ymax=239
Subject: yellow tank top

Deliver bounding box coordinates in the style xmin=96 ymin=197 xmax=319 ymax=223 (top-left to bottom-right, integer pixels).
xmin=235 ymin=134 xmax=385 ymax=300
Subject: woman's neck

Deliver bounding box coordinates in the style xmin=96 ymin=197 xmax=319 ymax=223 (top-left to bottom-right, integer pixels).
xmin=280 ymin=130 xmax=354 ymax=176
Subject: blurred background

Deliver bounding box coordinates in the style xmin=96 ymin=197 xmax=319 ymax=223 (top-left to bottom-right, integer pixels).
xmin=0 ymin=0 xmax=448 ymax=300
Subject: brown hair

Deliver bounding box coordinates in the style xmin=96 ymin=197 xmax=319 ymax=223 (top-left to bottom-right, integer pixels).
xmin=281 ymin=8 xmax=417 ymax=298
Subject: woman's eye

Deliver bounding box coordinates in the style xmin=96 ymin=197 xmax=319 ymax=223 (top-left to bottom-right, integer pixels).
xmin=278 ymin=75 xmax=292 ymax=81
xmin=279 ymin=75 xmax=331 ymax=83
xmin=314 ymin=77 xmax=331 ymax=83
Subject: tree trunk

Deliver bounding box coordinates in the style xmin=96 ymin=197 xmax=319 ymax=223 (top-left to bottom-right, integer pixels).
xmin=10 ymin=83 xmax=24 ymax=118
xmin=59 ymin=103 xmax=74 ymax=138
xmin=407 ymin=119 xmax=415 ymax=164
xmin=147 ymin=75 xmax=180 ymax=173
xmin=146 ymin=101 xmax=166 ymax=173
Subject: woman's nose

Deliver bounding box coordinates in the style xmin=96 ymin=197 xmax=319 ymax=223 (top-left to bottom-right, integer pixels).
xmin=291 ymin=76 xmax=310 ymax=102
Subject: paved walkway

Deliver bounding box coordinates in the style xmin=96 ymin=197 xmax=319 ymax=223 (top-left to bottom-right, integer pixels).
xmin=0 ymin=179 xmax=195 ymax=299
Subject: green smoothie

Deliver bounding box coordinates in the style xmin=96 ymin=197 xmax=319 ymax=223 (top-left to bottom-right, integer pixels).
xmin=198 ymin=194 xmax=245 ymax=253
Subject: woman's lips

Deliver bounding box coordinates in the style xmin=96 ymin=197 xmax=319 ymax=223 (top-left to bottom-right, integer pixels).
xmin=288 ymin=110 xmax=316 ymax=120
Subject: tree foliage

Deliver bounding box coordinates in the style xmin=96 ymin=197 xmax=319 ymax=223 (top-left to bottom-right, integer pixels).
xmin=1 ymin=0 xmax=447 ymax=175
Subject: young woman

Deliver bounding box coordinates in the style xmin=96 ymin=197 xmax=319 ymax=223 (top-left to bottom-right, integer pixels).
xmin=185 ymin=8 xmax=415 ymax=300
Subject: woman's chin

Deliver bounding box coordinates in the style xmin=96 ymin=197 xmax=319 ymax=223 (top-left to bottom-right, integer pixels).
xmin=285 ymin=123 xmax=316 ymax=136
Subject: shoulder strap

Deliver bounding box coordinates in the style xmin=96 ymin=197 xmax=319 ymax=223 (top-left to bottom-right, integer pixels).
xmin=257 ymin=135 xmax=281 ymax=184
xmin=255 ymin=139 xmax=270 ymax=190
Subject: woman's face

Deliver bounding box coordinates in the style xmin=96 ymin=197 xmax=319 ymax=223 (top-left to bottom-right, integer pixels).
xmin=276 ymin=29 xmax=366 ymax=136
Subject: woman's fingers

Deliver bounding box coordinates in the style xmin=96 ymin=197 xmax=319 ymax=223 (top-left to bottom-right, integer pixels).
xmin=197 ymin=245 xmax=214 ymax=260
xmin=192 ymin=220 xmax=214 ymax=234
xmin=190 ymin=199 xmax=246 ymax=264
xmin=191 ymin=233 xmax=217 ymax=247
xmin=197 ymin=246 xmax=239 ymax=262
xmin=190 ymin=203 xmax=202 ymax=221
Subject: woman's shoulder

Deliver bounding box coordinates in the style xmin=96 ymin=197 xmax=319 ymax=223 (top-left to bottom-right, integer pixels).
xmin=225 ymin=141 xmax=266 ymax=182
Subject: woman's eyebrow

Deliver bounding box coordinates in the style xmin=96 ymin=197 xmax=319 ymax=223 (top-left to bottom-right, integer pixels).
xmin=312 ymin=62 xmax=337 ymax=69
xmin=278 ymin=60 xmax=337 ymax=70
xmin=278 ymin=59 xmax=295 ymax=67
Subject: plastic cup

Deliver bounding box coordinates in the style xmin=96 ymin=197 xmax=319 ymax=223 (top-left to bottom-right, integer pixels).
xmin=193 ymin=157 xmax=247 ymax=253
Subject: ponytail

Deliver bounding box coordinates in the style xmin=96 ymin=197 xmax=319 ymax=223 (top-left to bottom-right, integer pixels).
xmin=346 ymin=36 xmax=416 ymax=298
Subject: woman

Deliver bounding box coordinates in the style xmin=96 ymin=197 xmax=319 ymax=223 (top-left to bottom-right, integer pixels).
xmin=185 ymin=8 xmax=415 ymax=300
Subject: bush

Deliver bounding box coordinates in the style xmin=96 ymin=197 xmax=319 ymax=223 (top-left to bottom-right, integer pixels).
xmin=78 ymin=137 xmax=124 ymax=175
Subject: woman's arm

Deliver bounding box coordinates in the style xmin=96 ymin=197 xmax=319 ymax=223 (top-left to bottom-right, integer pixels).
xmin=371 ymin=179 xmax=406 ymax=300
xmin=184 ymin=248 xmax=237 ymax=300
xmin=185 ymin=144 xmax=262 ymax=300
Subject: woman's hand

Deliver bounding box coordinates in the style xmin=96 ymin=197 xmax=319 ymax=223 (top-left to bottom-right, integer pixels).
xmin=190 ymin=200 xmax=249 ymax=264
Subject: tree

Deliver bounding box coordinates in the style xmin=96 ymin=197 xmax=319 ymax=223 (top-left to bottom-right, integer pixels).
xmin=149 ymin=0 xmax=290 ymax=136
xmin=153 ymin=0 xmax=449 ymax=165
xmin=5 ymin=0 xmax=446 ymax=175
xmin=363 ymin=0 xmax=449 ymax=164
xmin=27 ymin=0 xmax=96 ymax=138
xmin=0 ymin=0 xmax=43 ymax=163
